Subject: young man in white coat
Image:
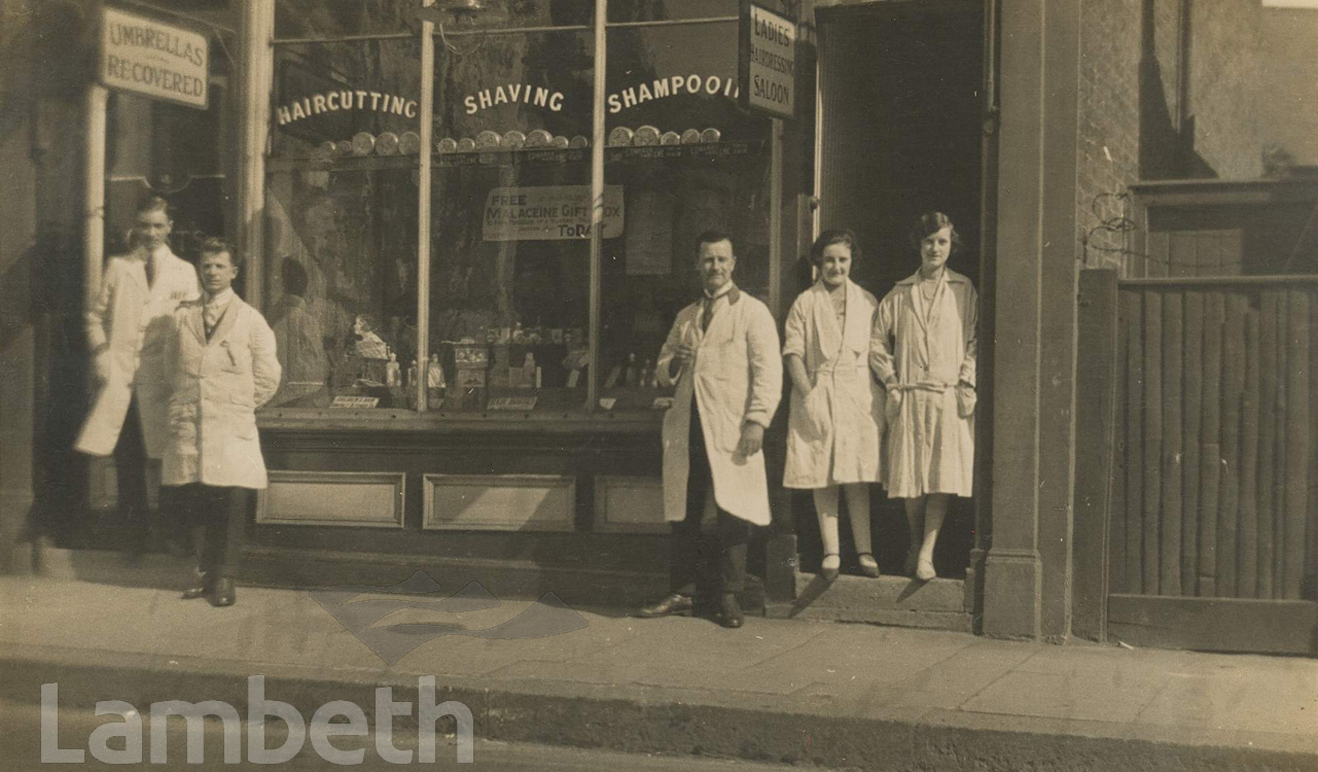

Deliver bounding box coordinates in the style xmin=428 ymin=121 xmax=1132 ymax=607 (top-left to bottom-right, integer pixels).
xmin=636 ymin=231 xmax=783 ymax=628
xmin=162 ymin=239 xmax=281 ymax=607
xmin=75 ymin=196 xmax=200 ymax=555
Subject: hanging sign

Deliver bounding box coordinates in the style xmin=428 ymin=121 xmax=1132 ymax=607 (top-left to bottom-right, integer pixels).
xmin=738 ymin=1 xmax=796 ymax=119
xmin=483 ymin=186 xmax=624 ymax=241
xmin=100 ymin=6 xmax=209 ymax=109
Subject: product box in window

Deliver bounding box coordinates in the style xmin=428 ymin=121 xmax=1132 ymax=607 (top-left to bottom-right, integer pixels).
xmin=453 ymin=342 xmax=489 ymax=368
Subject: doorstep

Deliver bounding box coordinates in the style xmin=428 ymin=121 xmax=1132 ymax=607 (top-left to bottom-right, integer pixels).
xmin=769 ymin=571 xmax=972 ymax=632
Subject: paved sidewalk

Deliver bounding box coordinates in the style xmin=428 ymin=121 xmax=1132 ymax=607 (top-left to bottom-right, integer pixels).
xmin=1 ymin=551 xmax=1315 ymax=771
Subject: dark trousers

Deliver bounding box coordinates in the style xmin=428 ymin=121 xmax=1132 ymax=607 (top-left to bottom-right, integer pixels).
xmin=114 ymin=397 xmax=149 ymax=519
xmin=173 ymin=483 xmax=249 ymax=579
xmin=671 ymin=404 xmax=751 ymax=596
xmin=114 ymin=397 xmax=160 ymax=552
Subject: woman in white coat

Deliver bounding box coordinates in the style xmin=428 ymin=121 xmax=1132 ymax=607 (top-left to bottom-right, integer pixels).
xmin=870 ymin=212 xmax=977 ymax=581
xmin=784 ymin=230 xmax=884 ymax=580
xmin=162 ymin=239 xmax=281 ymax=607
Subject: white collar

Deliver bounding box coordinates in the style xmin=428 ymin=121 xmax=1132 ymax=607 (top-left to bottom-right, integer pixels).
xmin=703 ymin=282 xmax=735 ymax=301
xmin=205 ymin=288 xmax=235 ymax=307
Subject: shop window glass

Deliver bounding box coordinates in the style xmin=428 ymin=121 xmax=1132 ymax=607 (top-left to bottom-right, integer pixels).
xmin=607 ymin=0 xmax=739 ymax=22
xmin=275 ymin=0 xmax=418 ymax=39
xmin=264 ymin=39 xmax=422 ymax=409
xmin=427 ymin=30 xmax=594 ymax=413
xmin=599 ymin=21 xmax=772 ymax=411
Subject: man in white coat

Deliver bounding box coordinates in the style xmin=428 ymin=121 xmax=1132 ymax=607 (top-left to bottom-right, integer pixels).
xmin=74 ymin=196 xmax=200 ymax=554
xmin=162 ymin=238 xmax=281 ymax=607
xmin=636 ymin=231 xmax=783 ymax=628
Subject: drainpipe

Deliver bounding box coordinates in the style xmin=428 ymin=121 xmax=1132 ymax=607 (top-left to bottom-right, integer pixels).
xmin=970 ymin=0 xmax=1000 ymax=635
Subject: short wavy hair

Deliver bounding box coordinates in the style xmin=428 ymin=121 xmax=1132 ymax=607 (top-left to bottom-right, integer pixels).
xmin=200 ymin=236 xmax=243 ymax=272
xmin=695 ymin=228 xmax=735 ymax=254
xmin=810 ymin=228 xmax=860 ymax=266
xmin=908 ymin=211 xmax=963 ymax=256
xmin=136 ymin=194 xmax=172 ymax=219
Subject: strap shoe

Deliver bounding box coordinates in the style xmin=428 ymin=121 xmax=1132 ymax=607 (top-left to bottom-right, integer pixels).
xmin=182 ymin=572 xmax=211 ymax=600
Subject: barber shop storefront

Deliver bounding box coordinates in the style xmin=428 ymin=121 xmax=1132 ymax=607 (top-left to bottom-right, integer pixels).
xmin=45 ymin=0 xmax=993 ymax=632
xmin=242 ymin=0 xmax=818 ymax=611
xmin=21 ymin=0 xmax=1312 ymax=650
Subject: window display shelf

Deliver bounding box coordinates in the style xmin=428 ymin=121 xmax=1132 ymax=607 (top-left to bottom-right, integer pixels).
xmin=267 ymin=154 xmax=419 ymax=173
xmin=256 ymin=405 xmax=663 ymax=434
xmin=266 ymin=141 xmax=766 ymax=173
xmin=431 ymin=140 xmax=765 ymax=169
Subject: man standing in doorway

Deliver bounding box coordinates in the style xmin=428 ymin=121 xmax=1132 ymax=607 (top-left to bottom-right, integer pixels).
xmin=163 ymin=239 xmax=281 ymax=607
xmin=75 ymin=196 xmax=200 ymax=556
xmin=637 ymin=230 xmax=783 ymax=628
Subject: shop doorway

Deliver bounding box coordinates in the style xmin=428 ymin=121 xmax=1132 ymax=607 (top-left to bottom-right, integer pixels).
xmin=809 ymin=1 xmax=985 ymax=585
xmin=80 ymin=9 xmax=236 ymax=542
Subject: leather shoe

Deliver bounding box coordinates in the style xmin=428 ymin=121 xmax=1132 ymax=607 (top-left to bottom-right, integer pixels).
xmin=718 ymin=593 xmax=744 ymax=629
xmin=182 ymin=580 xmax=209 ymax=600
xmin=210 ymin=577 xmax=236 ymax=607
xmin=635 ymin=593 xmax=693 ymax=618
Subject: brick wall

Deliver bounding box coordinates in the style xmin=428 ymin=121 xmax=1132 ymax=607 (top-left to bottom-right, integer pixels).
xmin=1076 ymin=0 xmax=1267 ymax=272
xmin=1260 ymin=8 xmax=1318 ymax=167
xmin=1076 ymin=0 xmax=1143 ymax=270
xmin=1188 ymin=0 xmax=1264 ymax=179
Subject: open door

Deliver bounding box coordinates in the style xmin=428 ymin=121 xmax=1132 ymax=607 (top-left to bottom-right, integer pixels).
xmin=811 ymin=1 xmax=985 ymax=586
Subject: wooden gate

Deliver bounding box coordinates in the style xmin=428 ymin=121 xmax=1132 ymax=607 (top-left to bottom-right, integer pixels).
xmin=1076 ymin=270 xmax=1318 ymax=654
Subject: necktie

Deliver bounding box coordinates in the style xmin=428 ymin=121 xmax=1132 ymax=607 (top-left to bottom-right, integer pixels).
xmin=701 ymin=296 xmax=715 ymax=333
xmin=205 ymin=302 xmax=225 ymax=341
xmin=144 ymin=255 xmax=155 ymax=288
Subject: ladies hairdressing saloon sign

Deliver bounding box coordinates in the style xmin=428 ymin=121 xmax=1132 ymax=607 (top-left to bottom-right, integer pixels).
xmin=100 ymin=6 xmax=209 ymax=109
xmin=738 ymin=1 xmax=795 ymax=119
xmin=483 ymin=186 xmax=624 ymax=241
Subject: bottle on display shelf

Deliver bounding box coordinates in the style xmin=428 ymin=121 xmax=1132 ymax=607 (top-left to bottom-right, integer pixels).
xmin=640 ymin=359 xmax=654 ymax=388
xmin=625 ymin=353 xmax=639 ymax=387
xmin=428 ymin=353 xmax=445 ymax=389
xmin=407 ymin=359 xmax=419 ymax=389
xmin=385 ymin=352 xmax=401 ymax=387
xmin=524 ymin=353 xmax=536 ymax=388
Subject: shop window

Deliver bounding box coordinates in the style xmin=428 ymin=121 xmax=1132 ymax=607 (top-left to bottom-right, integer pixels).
xmin=258 ymin=4 xmax=789 ymax=419
xmin=275 ymin=0 xmax=418 ymax=39
xmin=599 ymin=21 xmax=773 ymax=411
xmin=265 ymin=39 xmax=422 ymax=409
xmin=427 ymin=30 xmax=594 ymax=413
xmin=607 ymin=0 xmax=739 ymax=22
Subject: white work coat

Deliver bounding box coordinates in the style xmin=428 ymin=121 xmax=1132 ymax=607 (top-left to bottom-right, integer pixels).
xmin=161 ymin=295 xmax=281 ymax=490
xmin=657 ymin=287 xmax=783 ymax=526
xmin=869 ymin=269 xmax=978 ymax=498
xmin=75 ymin=247 xmax=200 ymax=458
xmin=783 ymin=280 xmax=884 ymax=488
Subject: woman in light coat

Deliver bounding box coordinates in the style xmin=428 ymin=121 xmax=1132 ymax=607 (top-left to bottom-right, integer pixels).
xmin=162 ymin=239 xmax=281 ymax=606
xmin=784 ymin=229 xmax=884 ymax=580
xmin=870 ymin=212 xmax=977 ymax=581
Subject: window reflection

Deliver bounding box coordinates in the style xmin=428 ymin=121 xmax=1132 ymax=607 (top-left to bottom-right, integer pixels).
xmin=599 ymin=21 xmax=772 ymax=410
xmin=428 ymin=31 xmax=594 ymax=412
xmin=265 ymin=40 xmax=421 ymax=409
